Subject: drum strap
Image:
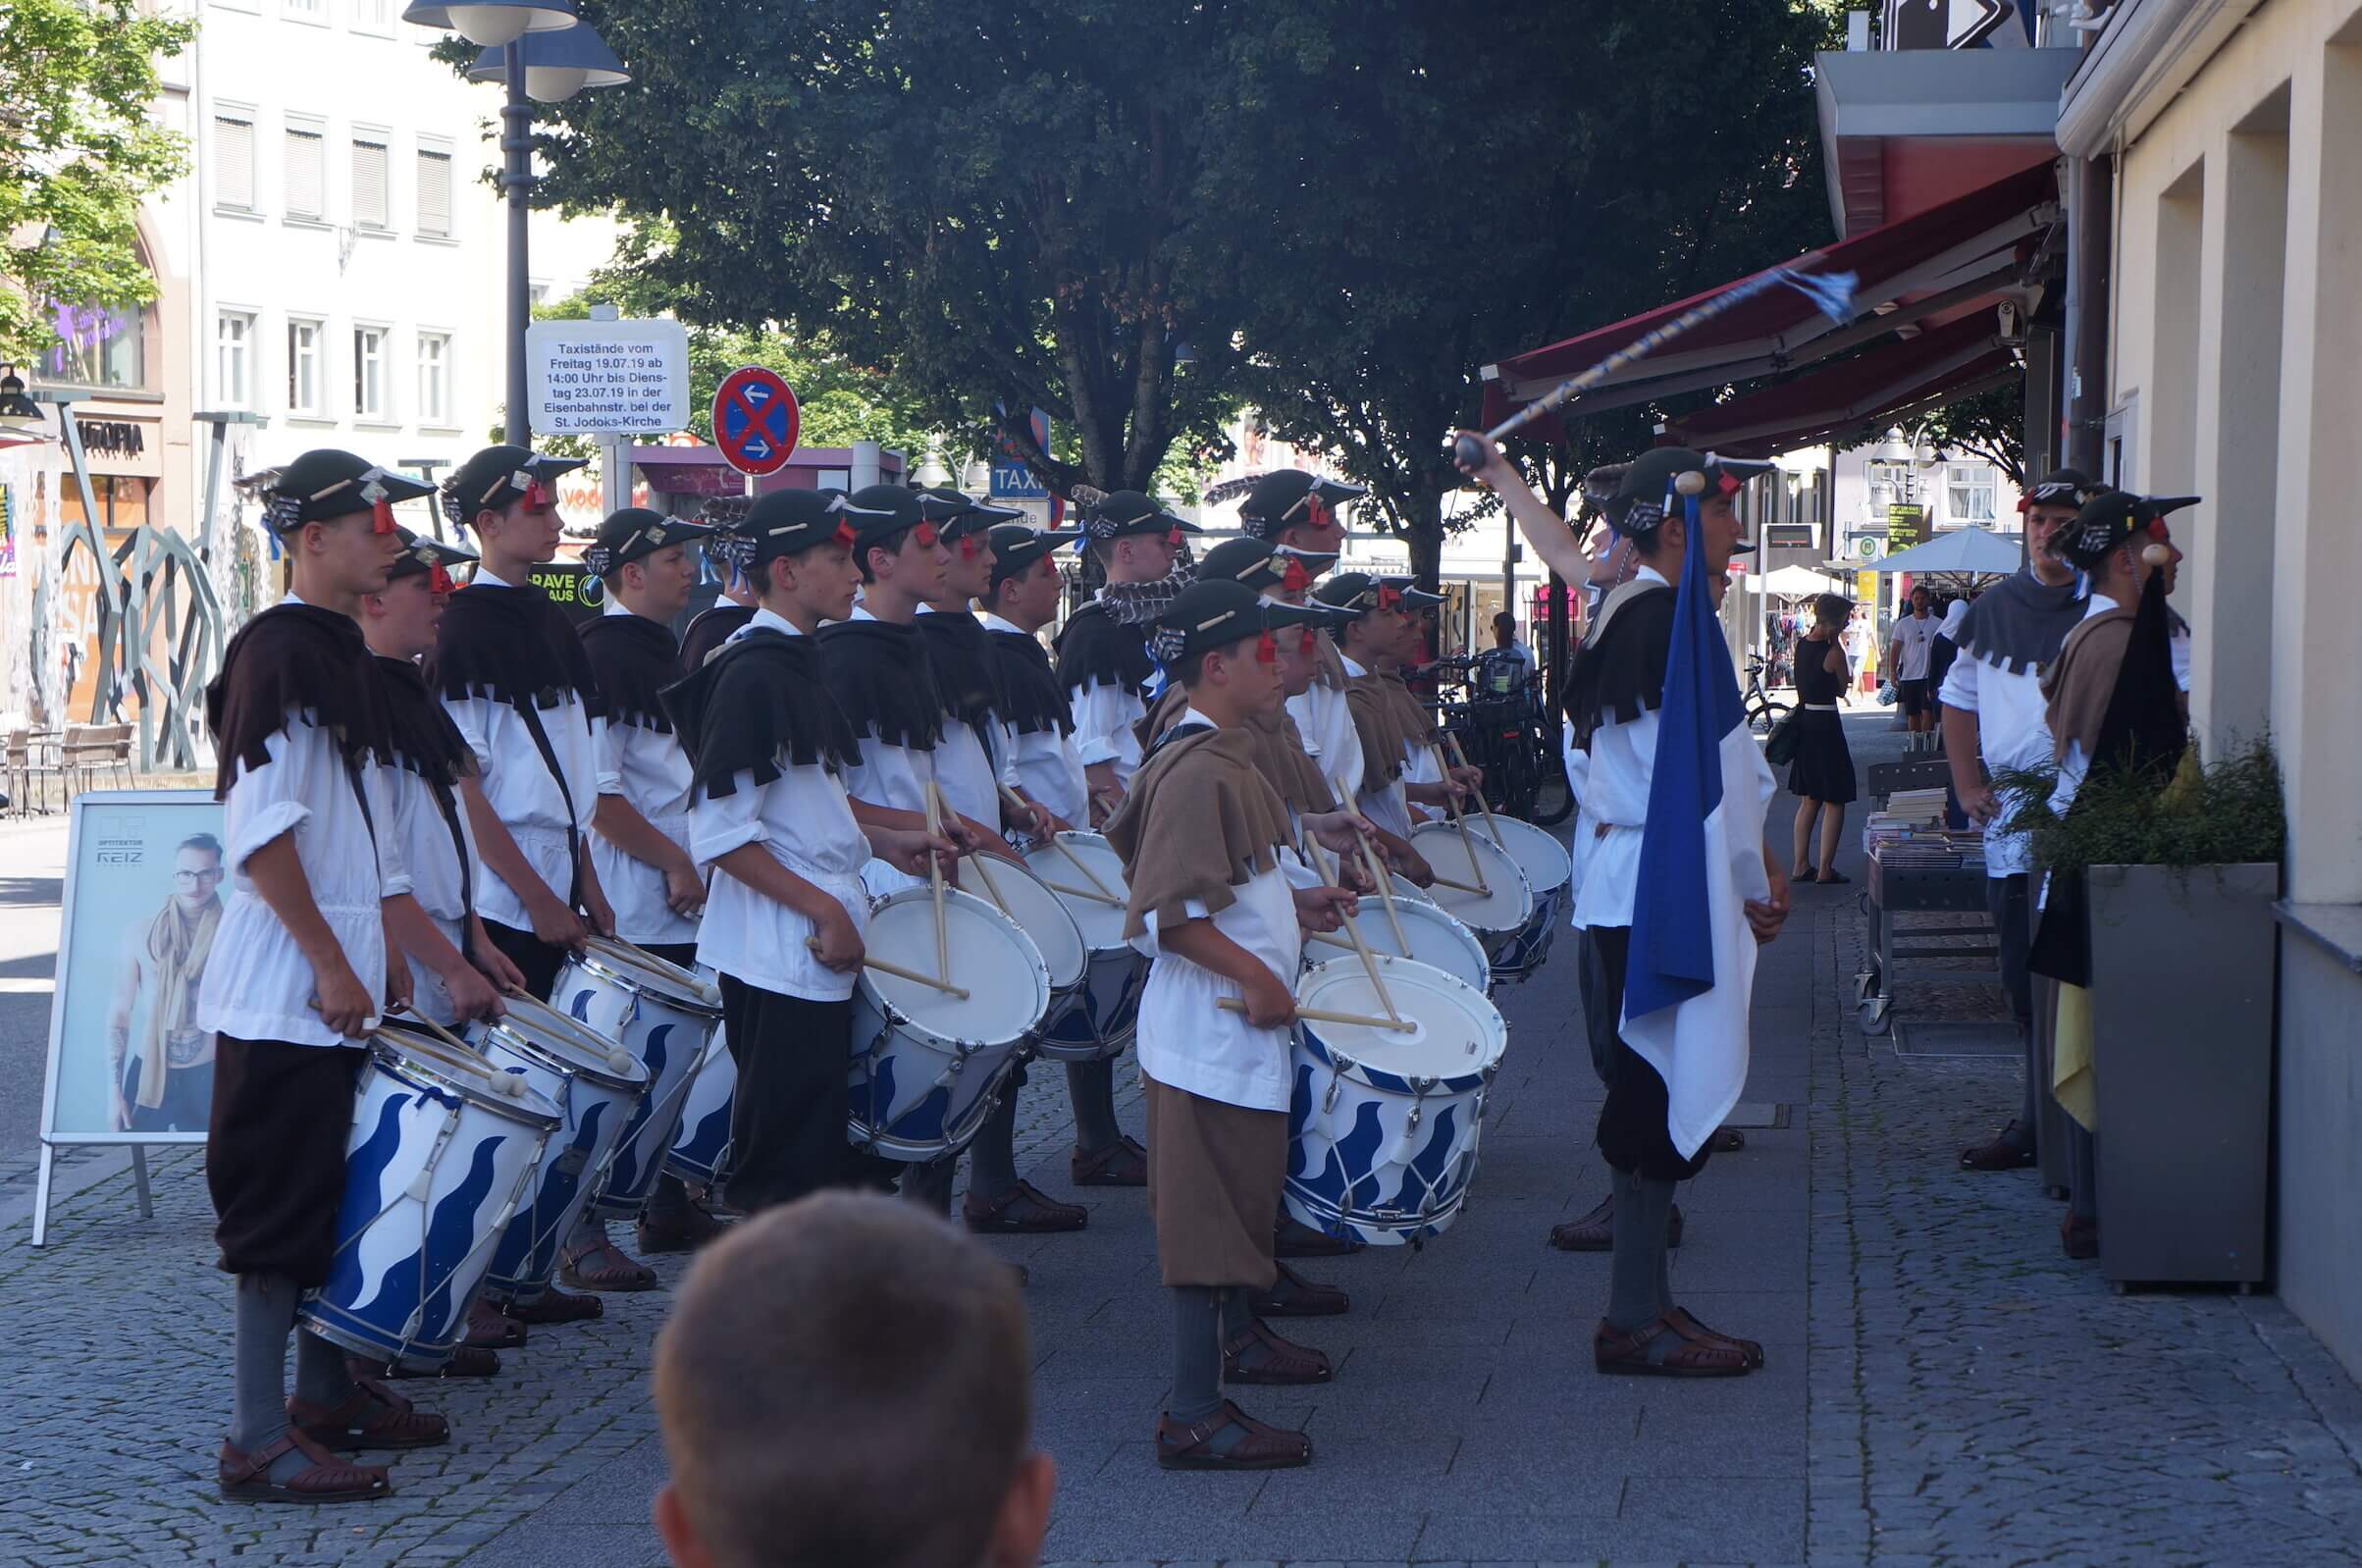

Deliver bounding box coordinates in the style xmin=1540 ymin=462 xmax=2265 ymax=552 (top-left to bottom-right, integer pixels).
xmin=427 ymin=777 xmax=478 ymax=967
xmin=514 ymin=700 xmax=586 ymax=912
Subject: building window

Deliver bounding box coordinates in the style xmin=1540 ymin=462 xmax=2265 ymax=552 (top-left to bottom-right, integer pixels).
xmin=217 ymin=312 xmax=255 ymax=408
xmin=417 ymin=332 xmax=451 ymax=425
xmin=285 ymin=120 xmax=327 ymax=221
xmin=42 ymin=299 xmax=148 ymax=392
xmin=353 ymin=326 xmax=388 ymax=419
xmin=353 ymin=0 xmax=393 ymax=27
xmin=352 ymin=136 xmax=391 ymax=231
xmin=1945 ymin=462 xmax=1997 ymax=526
xmin=288 ymin=318 xmax=324 ymax=415
xmin=214 ymin=113 xmax=257 ymax=211
xmin=1863 ymin=460 xmax=1909 ymax=519
xmin=284 ymin=0 xmax=325 ymax=19
xmin=416 ymin=144 xmax=453 ymax=237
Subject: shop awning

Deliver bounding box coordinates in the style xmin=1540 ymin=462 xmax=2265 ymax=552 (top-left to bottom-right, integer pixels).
xmin=1477 ymin=162 xmax=2056 ymax=431
xmin=1664 ymin=313 xmax=2019 ymax=457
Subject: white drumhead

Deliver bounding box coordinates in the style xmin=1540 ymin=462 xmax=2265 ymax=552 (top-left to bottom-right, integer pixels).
xmin=1297 ymin=956 xmax=1506 ymax=1080
xmin=1340 ymin=898 xmax=1490 ymax=993
xmin=864 ymin=888 xmax=1050 ymax=1046
xmin=1021 ymin=832 xmax=1132 ymax=953
xmin=1408 ymin=822 xmax=1534 ymax=935
xmin=966 ymin=855 xmax=1086 ymax=989
xmin=1481 ymin=816 xmax=1572 ymax=897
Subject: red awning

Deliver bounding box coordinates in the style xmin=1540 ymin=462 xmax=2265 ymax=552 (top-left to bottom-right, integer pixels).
xmin=1477 ymin=162 xmax=2056 ymax=430
xmin=1667 ymin=314 xmax=2018 ymax=458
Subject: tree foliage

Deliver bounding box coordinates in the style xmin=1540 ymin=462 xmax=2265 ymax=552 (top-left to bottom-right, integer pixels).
xmin=1915 ymin=380 xmax=2026 ymax=486
xmin=0 ymin=0 xmax=193 ymax=371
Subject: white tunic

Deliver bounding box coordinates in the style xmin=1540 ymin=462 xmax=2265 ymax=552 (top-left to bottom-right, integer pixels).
xmin=1937 ymin=639 xmax=2056 ymax=880
xmin=1069 ymin=678 xmax=1147 ymax=783
xmin=590 ymin=601 xmax=700 ymax=948
xmin=981 ymin=611 xmax=1091 ymax=828
xmin=442 ymin=568 xmax=604 ymax=930
xmin=913 ymin=605 xmax=1004 ymax=827
xmin=689 ymin=609 xmax=874 ymax=1003
xmin=197 ymin=629 xmax=404 ymax=1048
xmin=1286 ymin=679 xmax=1366 ymax=804
xmin=383 ymin=757 xmax=480 ymax=1025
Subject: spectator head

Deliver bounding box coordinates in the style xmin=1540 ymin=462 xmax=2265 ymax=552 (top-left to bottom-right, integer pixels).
xmin=1909 ymin=584 xmax=1931 ymax=614
xmin=1491 ymin=611 xmax=1516 ymax=647
xmin=653 ymin=1194 xmax=1054 ymax=1568
xmin=1812 ymin=594 xmax=1852 ymax=632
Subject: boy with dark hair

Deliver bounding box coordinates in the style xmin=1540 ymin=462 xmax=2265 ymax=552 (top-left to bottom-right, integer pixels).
xmin=653 ymin=1193 xmax=1055 ymax=1568
xmin=678 ymin=505 xmax=760 ymax=674
xmin=667 ymin=490 xmax=955 ymax=1218
xmin=1054 ymin=490 xmax=1203 ymax=820
xmin=200 ymin=450 xmax=444 ymax=1503
xmin=1313 ymin=572 xmax=1471 ymax=840
xmin=1105 ymin=580 xmax=1357 ymax=1470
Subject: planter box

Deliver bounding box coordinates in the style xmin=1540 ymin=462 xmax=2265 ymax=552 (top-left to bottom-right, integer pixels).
xmin=2088 ymin=861 xmax=2279 ymax=1287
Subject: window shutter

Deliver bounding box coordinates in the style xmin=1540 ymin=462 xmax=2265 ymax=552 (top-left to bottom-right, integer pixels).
xmin=416 ymin=149 xmax=452 ymax=236
xmin=216 ymin=118 xmax=254 ymax=209
xmin=353 ymin=139 xmax=389 ymax=230
xmin=286 ymin=129 xmax=325 ymax=219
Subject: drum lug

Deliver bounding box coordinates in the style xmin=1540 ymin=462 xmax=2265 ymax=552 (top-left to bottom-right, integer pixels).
xmin=1321 ymin=1077 xmax=1341 ymax=1115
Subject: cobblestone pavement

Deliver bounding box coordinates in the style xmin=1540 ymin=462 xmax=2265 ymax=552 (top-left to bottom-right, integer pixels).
xmin=5 ymin=719 xmax=2359 ymax=1565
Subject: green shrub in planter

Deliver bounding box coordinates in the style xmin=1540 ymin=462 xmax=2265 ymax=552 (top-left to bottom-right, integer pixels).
xmin=1992 ymin=734 xmax=2284 ymax=876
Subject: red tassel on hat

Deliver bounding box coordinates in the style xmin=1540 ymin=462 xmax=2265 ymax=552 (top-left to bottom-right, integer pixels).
xmin=959 ymin=534 xmax=979 ymax=560
xmin=833 ymin=520 xmax=858 ymax=549
xmin=1281 ymin=557 xmax=1310 ymax=593
xmin=1717 ymin=471 xmax=1743 ymax=496
xmin=522 ymin=479 xmax=550 ymax=515
xmin=428 ymin=564 xmax=455 ymax=594
xmin=1378 ymin=586 xmax=1400 ymax=609
xmin=1305 ymin=494 xmax=1333 ymax=530
xmin=1297 ymin=627 xmax=1318 ymax=654
xmin=916 ymin=522 xmax=939 ymax=549
xmin=1255 ymin=631 xmax=1278 ymax=664
xmin=1166 ymin=525 xmax=1183 ymax=548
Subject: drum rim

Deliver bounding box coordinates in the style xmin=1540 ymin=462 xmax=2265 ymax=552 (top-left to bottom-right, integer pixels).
xmin=566 ymin=946 xmax=725 ymax=1019
xmin=581 ymin=935 xmax=725 ymax=1010
xmin=970 ymin=855 xmax=1090 ymax=987
xmin=1475 ymin=814 xmax=1574 ymax=894
xmin=499 ymin=991 xmax=633 ymax=1058
xmin=1294 ymin=955 xmax=1506 ymax=1091
xmin=1405 ymin=822 xmax=1536 ymax=927
xmin=1020 ymin=831 xmax=1133 ymax=957
xmin=368 ymin=1033 xmax=563 ymax=1128
xmin=475 ymin=1015 xmax=649 ymax=1093
xmin=859 ymin=885 xmax=1052 ymax=1048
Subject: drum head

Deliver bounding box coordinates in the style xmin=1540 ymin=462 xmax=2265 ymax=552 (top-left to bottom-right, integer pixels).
xmin=968 ymin=857 xmax=1087 ymax=990
xmin=864 ymin=888 xmax=1050 ymax=1047
xmin=503 ymin=992 xmax=626 ymax=1058
xmin=1021 ymin=832 xmax=1132 ymax=953
xmin=1297 ymin=956 xmax=1506 ymax=1085
xmin=371 ymin=1031 xmax=562 ymax=1127
xmin=473 ymin=1013 xmax=646 ymax=1093
xmin=1408 ymin=822 xmax=1534 ymax=935
xmin=1483 ymin=816 xmax=1572 ymax=897
xmin=1343 ymin=899 xmax=1490 ymax=994
xmin=581 ymin=937 xmax=723 ymax=1012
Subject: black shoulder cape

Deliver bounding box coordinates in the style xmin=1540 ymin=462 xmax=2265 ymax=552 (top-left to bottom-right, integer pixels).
xmin=1953 ymin=567 xmax=2084 ymax=675
xmin=1561 ymin=582 xmax=1674 ymax=746
xmin=206 ymin=603 xmax=394 ymax=798
xmin=987 ymin=627 xmax=1074 ymax=738
xmin=578 ymin=611 xmax=681 ymax=734
xmin=1053 ymin=601 xmax=1156 ymax=700
xmin=375 ymin=655 xmax=476 ymax=787
xmin=660 ymin=628 xmax=860 ymax=800
xmin=814 ymin=618 xmax=945 ymax=751
xmin=427 ymin=580 xmax=606 ymax=716
xmin=915 ymin=610 xmax=1005 ymax=732
xmin=678 ymin=601 xmax=756 ymax=675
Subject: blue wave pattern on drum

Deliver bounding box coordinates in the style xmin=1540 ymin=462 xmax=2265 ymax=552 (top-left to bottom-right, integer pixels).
xmin=407 ymin=1136 xmax=507 ymax=1343
xmin=854 ymin=1053 xmax=951 ymax=1143
xmin=664 ymin=1042 xmax=735 ymax=1183
xmin=603 ymin=1019 xmax=673 ymax=1195
xmin=320 ymin=1097 xmax=507 ymax=1353
xmin=487 ymin=1096 xmax=612 ymax=1288
xmin=320 ymin=1091 xmax=412 ymax=1315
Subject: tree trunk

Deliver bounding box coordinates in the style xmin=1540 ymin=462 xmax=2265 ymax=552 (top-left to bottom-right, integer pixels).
xmin=1399 ymin=487 xmax=1445 ymax=592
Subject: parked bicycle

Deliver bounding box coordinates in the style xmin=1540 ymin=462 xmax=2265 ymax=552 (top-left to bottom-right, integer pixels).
xmin=1743 ymin=657 xmax=1791 ymax=737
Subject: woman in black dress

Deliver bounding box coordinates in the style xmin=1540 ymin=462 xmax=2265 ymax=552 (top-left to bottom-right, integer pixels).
xmin=1789 ymin=593 xmax=1858 ymax=884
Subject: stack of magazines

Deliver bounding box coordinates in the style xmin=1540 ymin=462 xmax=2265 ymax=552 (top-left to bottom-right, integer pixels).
xmin=1863 ymin=788 xmax=1986 ymax=873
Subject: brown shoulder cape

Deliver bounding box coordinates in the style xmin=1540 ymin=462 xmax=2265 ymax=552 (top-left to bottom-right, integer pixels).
xmin=1345 ymin=670 xmax=1411 ymax=786
xmin=1312 ymin=633 xmax=1349 ymax=691
xmin=1381 ymin=670 xmax=1437 ymax=753
xmin=1139 ymin=687 xmax=1336 ymax=815
xmin=1104 ymin=725 xmax=1295 ymax=941
xmin=2041 ymin=607 xmax=2136 ymax=760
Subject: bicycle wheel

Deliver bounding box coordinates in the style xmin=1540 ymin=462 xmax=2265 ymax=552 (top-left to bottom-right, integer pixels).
xmin=1528 ymin=726 xmax=1575 ymax=825
xmin=1748 ymin=700 xmax=1790 ymax=738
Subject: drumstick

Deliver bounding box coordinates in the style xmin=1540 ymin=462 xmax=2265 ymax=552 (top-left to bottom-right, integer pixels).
xmin=1037 ymin=877 xmax=1124 ymax=907
xmin=1332 ymin=773 xmax=1411 ymax=959
xmin=1431 ymin=743 xmax=1491 ymax=894
xmin=1305 ymin=927 xmax=1355 ymax=951
xmin=967 ymin=849 xmax=1013 ymax=915
xmin=385 ymin=1001 xmax=479 ymax=1059
xmin=1301 ymin=833 xmax=1401 ymax=1025
xmin=808 ymin=939 xmax=971 ymax=1001
xmin=1217 ymin=997 xmax=1413 ymax=1033
xmin=922 ymin=780 xmax=951 ymax=985
xmin=1002 ymin=785 xmax=1123 ymax=903
xmin=1444 ymin=732 xmax=1505 ymax=848
xmin=1426 ymin=871 xmax=1492 ymax=897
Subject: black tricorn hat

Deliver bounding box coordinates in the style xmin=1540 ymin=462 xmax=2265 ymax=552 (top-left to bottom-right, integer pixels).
xmin=249 ymin=448 xmax=435 ymax=534
xmin=1148 ymin=579 xmax=1328 ymax=665
xmin=583 ymin=507 xmax=714 ymax=579
xmin=384 ymin=526 xmax=478 ymax=588
xmin=441 ymin=444 xmax=589 ymax=531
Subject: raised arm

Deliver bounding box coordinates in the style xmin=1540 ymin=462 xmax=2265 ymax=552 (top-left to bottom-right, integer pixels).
xmin=1450 ymin=432 xmax=1590 ymax=585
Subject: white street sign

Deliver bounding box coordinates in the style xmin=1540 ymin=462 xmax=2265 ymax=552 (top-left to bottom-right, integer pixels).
xmin=526 ymin=318 xmax=690 ymax=436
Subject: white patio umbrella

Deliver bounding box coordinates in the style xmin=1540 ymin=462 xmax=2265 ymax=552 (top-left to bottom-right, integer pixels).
xmin=1760 ymin=563 xmax=1848 ymax=599
xmin=1864 ymin=527 xmax=2023 ymax=576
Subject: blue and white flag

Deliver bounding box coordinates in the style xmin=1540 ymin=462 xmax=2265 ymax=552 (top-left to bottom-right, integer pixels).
xmin=1621 ymin=497 xmax=1774 ymax=1160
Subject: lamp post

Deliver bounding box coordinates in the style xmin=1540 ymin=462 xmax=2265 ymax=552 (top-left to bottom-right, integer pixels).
xmin=401 ymin=3 xmax=628 ymax=445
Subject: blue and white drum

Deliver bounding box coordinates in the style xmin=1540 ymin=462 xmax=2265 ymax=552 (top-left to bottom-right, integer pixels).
xmin=849 ymin=887 xmax=1048 ymax=1161
xmin=1330 ymin=892 xmax=1493 ymax=995
xmin=663 ymin=1020 xmax=736 ymax=1187
xmin=1408 ymin=821 xmax=1534 ymax=976
xmin=553 ymin=938 xmax=724 ymax=1221
xmin=1284 ymin=955 xmax=1508 ymax=1248
xmin=1021 ymin=832 xmax=1146 ymax=1062
xmin=967 ymin=853 xmax=1088 ymax=1046
xmin=301 ymin=1030 xmax=559 ymax=1367
xmin=472 ymin=999 xmax=649 ymax=1305
xmin=1475 ymin=816 xmax=1572 ymax=983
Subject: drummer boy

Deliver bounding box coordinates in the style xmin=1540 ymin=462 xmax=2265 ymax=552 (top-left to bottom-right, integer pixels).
xmin=198 ymin=449 xmax=448 ymax=1503
xmin=1103 ymin=579 xmax=1356 ymax=1471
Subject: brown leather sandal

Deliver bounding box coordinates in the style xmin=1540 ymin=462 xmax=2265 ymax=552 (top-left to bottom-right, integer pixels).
xmin=291 ymin=1377 xmax=449 ymax=1451
xmin=1155 ymin=1400 xmax=1312 ymax=1471
xmin=219 ymin=1432 xmax=392 ymax=1504
xmin=962 ymin=1179 xmax=1088 ymax=1233
xmin=464 ymin=1298 xmax=527 ymax=1348
xmin=1548 ymin=1196 xmax=1684 ymax=1252
xmin=636 ymin=1200 xmax=731 ymax=1255
xmin=1594 ymin=1315 xmax=1751 ymax=1378
xmin=1247 ymin=1261 xmax=1349 ymax=1319
xmin=502 ymin=1286 xmax=604 ymax=1324
xmin=1071 ymin=1135 xmax=1149 ymax=1187
xmin=1665 ymin=1306 xmax=1765 ymax=1369
xmin=1707 ymin=1127 xmax=1748 ymax=1154
xmin=1223 ymin=1318 xmax=1333 ymax=1385
xmin=559 ymin=1234 xmax=657 ymax=1292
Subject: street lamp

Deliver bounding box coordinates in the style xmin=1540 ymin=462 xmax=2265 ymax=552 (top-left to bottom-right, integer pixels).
xmin=0 ymin=368 xmax=43 ymax=431
xmin=406 ymin=3 xmax=628 ymax=445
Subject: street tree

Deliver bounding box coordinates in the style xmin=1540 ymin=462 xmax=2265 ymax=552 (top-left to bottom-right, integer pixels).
xmin=0 ymin=0 xmax=193 ymax=373
xmin=1913 ymin=381 xmax=2027 ymax=486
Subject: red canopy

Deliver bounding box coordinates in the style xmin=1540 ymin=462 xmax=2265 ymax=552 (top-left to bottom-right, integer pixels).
xmin=1477 ymin=162 xmax=2056 ymax=431
xmin=1667 ymin=314 xmax=2017 ymax=457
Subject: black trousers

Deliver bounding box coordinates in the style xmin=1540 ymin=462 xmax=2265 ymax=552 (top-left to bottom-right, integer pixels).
xmin=1579 ymin=924 xmax=1712 ymax=1183
xmin=717 ymin=974 xmax=853 ymax=1216
xmin=1986 ymin=873 xmax=2032 ymax=1027
xmin=485 ymin=917 xmax=567 ymax=1003
xmin=208 ymin=1035 xmax=364 ymax=1285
